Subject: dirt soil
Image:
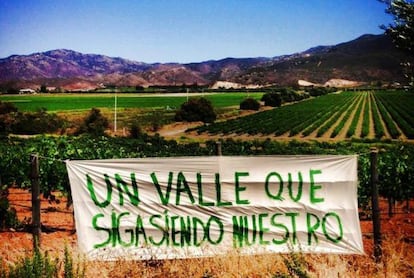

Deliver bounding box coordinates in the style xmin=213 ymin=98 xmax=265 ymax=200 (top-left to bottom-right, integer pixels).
xmin=0 ymin=189 xmax=77 ymax=263
xmin=1 ymin=188 xmax=414 ymax=265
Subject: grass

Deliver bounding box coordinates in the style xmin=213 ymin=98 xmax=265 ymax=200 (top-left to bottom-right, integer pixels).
xmin=0 ymin=246 xmax=85 ymax=278
xmin=1 ymin=235 xmax=413 ymax=277
xmin=0 ymin=92 xmax=264 ymax=112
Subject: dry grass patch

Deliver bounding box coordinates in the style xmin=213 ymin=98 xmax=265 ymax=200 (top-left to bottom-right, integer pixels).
xmin=80 ymin=236 xmax=414 ymax=278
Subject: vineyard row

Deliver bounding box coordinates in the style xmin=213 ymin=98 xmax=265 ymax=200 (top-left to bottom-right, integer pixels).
xmin=195 ymin=91 xmax=414 ymax=140
xmin=1 ymin=135 xmax=413 ymax=212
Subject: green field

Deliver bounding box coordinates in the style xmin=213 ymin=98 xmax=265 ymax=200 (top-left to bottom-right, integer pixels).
xmin=2 ymin=90 xmax=414 ymax=141
xmin=195 ymin=90 xmax=414 ymax=140
xmin=0 ymin=92 xmax=264 ymax=112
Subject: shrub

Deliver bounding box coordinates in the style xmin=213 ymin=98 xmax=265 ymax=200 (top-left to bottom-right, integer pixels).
xmin=305 ymin=87 xmax=334 ymax=96
xmin=0 ymin=101 xmax=18 ymax=114
xmin=240 ymin=98 xmax=260 ymax=111
xmin=2 ymin=248 xmax=58 ymax=278
xmin=146 ymin=110 xmax=164 ymax=132
xmin=261 ymin=93 xmax=282 ymax=107
xmin=0 ymin=101 xmax=18 ymax=135
xmin=11 ymin=109 xmax=64 ymax=135
xmin=76 ymin=108 xmax=109 ymax=136
xmin=0 ymin=185 xmax=20 ymax=230
xmin=175 ymin=97 xmax=216 ymax=123
xmin=0 ymin=104 xmax=65 ymax=135
xmin=129 ymin=122 xmax=143 ymax=138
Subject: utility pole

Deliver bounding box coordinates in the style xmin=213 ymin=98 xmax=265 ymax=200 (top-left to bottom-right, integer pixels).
xmin=114 ymin=89 xmax=118 ymax=133
xmin=216 ymin=141 xmax=222 ymax=156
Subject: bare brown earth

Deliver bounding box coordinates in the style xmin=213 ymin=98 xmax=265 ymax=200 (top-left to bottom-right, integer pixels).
xmin=319 ymin=92 xmax=361 ymax=140
xmin=370 ymin=93 xmax=391 ymax=139
xmin=354 ymin=94 xmax=365 ymax=138
xmin=0 ymin=189 xmax=76 ymax=264
xmin=369 ymin=94 xmax=377 ymax=139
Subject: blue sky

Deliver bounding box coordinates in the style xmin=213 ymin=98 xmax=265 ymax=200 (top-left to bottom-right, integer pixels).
xmin=0 ymin=0 xmax=392 ymax=63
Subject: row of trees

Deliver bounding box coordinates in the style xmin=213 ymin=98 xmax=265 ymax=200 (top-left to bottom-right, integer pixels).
xmin=0 ymin=102 xmax=63 ymax=135
xmin=1 ymin=85 xmax=337 ymax=136
xmin=0 ymin=102 xmax=111 ymax=137
xmin=239 ymin=87 xmax=335 ymax=112
xmin=177 ymin=86 xmax=337 ymax=123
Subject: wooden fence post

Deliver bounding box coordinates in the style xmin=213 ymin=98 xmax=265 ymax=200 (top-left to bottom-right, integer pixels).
xmin=370 ymin=147 xmax=382 ymax=263
xmin=30 ymin=154 xmax=41 ymax=250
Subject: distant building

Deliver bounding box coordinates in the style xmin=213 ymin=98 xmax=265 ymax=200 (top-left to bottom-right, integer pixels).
xmin=19 ymin=88 xmax=37 ymax=94
xmin=210 ymin=81 xmax=262 ymax=89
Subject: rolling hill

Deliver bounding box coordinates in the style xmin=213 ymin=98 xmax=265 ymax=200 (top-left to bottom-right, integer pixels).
xmin=0 ymin=34 xmax=409 ymax=91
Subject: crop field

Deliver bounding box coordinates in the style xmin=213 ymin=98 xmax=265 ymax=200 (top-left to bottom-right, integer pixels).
xmin=194 ymin=90 xmax=414 ymax=140
xmin=0 ymin=92 xmax=263 ymax=112
xmin=2 ymin=90 xmax=413 ymax=141
xmin=1 ymin=90 xmax=414 ymax=277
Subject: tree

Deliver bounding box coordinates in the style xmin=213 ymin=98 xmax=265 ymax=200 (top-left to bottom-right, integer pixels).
xmin=0 ymin=101 xmax=18 ymax=114
xmin=129 ymin=120 xmax=143 ymax=138
xmin=175 ymin=97 xmax=216 ymax=123
xmin=135 ymin=85 xmax=145 ymax=92
xmin=76 ymin=108 xmax=109 ymax=136
xmin=12 ymin=108 xmax=64 ymax=135
xmin=261 ymin=92 xmax=282 ymax=107
xmin=40 ymin=85 xmax=48 ymax=93
xmin=381 ymin=0 xmax=414 ymax=87
xmin=6 ymin=88 xmax=19 ymax=95
xmin=147 ymin=110 xmax=164 ymax=132
xmin=0 ymin=101 xmax=18 ymax=134
xmin=240 ymin=98 xmax=260 ymax=111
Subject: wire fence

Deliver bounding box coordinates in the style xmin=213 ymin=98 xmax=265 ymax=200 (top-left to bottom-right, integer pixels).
xmin=4 ymin=150 xmax=414 ymax=263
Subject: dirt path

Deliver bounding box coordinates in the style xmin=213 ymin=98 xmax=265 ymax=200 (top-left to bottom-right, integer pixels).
xmin=372 ymin=94 xmax=407 ymax=140
xmin=367 ymin=92 xmax=376 ymax=139
xmin=352 ymin=94 xmax=365 ymax=138
xmin=335 ymin=93 xmax=363 ymax=139
xmin=301 ymin=93 xmax=360 ymax=140
xmin=370 ymin=92 xmax=391 ymax=139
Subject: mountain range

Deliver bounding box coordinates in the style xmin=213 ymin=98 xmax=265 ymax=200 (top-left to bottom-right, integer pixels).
xmin=0 ymin=34 xmax=409 ymax=91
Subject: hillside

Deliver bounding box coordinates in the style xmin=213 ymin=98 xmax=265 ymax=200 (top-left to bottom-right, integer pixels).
xmin=231 ymin=34 xmax=408 ymax=86
xmin=0 ymin=34 xmax=409 ymax=91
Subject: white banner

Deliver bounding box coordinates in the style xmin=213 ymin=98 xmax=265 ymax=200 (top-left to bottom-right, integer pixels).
xmin=66 ymin=155 xmax=363 ymax=260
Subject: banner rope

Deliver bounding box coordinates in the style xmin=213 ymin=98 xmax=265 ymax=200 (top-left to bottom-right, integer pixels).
xmin=35 ymin=155 xmax=68 ymax=164
xmin=357 ymin=151 xmax=372 ymax=156
xmin=31 ymin=152 xmax=376 ymax=163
